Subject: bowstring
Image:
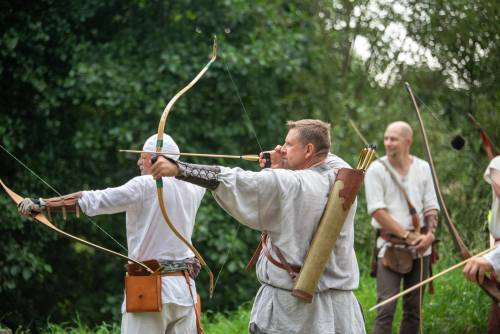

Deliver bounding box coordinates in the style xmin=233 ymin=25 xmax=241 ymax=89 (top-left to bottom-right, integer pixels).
xmin=211 ymin=44 xmax=264 ymax=292
xmin=222 ymin=50 xmax=264 ymax=153
xmin=0 ymin=142 xmax=129 ymax=253
xmin=411 ymin=92 xmax=482 ymax=168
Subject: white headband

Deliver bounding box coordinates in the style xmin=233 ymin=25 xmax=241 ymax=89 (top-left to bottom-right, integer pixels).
xmin=142 ymin=134 xmax=180 ymax=161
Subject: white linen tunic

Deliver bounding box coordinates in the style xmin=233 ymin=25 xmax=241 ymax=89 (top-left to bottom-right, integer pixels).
xmin=484 ymin=246 xmax=500 ymax=277
xmin=364 ymin=155 xmax=439 ymax=258
xmin=78 ymin=175 xmax=205 ymax=309
xmin=212 ymin=154 xmax=365 ymax=334
xmin=484 ymin=156 xmax=500 ymax=243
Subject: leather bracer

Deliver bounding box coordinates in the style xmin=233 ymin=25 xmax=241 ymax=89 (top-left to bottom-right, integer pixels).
xmin=175 ymin=161 xmax=221 ymax=191
xmin=44 ymin=192 xmax=82 ymax=220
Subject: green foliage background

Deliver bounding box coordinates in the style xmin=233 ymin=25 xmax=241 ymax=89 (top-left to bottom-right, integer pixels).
xmin=0 ymin=0 xmax=498 ymax=331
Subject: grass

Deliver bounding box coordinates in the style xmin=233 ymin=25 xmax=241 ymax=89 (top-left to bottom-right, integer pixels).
xmin=41 ymin=322 xmax=120 ymax=334
xmin=202 ymin=304 xmax=251 ymax=334
xmin=3 ymin=257 xmax=491 ymax=333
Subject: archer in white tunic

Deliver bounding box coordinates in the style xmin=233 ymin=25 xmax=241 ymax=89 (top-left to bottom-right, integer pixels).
xmin=151 ymin=152 xmax=365 ymax=334
xmin=365 ymin=155 xmax=439 ymax=259
xmin=18 ymin=134 xmax=205 ymax=334
xmin=78 ymin=174 xmax=205 ymax=313
xmin=212 ymin=153 xmax=365 ymax=334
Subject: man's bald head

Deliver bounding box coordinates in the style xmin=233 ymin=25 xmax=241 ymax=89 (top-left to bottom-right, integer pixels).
xmin=386 ymin=121 xmax=413 ymax=140
xmin=384 ymin=121 xmax=414 ymax=159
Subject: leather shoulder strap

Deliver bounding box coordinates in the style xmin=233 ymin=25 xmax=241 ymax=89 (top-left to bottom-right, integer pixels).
xmin=378 ymin=159 xmax=420 ymax=232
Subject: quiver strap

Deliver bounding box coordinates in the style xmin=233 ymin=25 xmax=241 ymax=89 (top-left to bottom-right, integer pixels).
xmin=244 ymin=233 xmax=301 ymax=278
xmin=378 ymin=159 xmax=421 ymax=233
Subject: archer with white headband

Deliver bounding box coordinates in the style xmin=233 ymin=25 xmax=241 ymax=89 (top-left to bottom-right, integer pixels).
xmin=18 ymin=133 xmax=206 ymax=334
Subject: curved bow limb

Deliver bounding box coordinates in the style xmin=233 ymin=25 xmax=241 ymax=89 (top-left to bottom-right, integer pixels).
xmin=0 ymin=179 xmax=153 ymax=274
xmin=405 ymin=82 xmax=469 ymax=259
xmin=155 ymin=39 xmax=216 ymax=297
xmin=405 ymin=82 xmax=500 ymax=302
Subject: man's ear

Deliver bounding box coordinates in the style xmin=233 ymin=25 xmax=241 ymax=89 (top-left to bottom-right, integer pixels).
xmin=305 ymin=143 xmax=315 ymax=159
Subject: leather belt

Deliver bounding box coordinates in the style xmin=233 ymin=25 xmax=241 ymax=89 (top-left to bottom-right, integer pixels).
xmin=126 ymin=259 xmax=190 ymax=276
xmin=380 ymin=226 xmax=431 ymax=246
xmin=127 ymin=259 xmax=161 ymax=276
xmin=262 ymin=234 xmax=301 ymax=274
xmin=379 ymin=230 xmax=408 ymax=245
xmin=161 ymin=271 xmax=185 ymax=277
xmin=245 ymin=233 xmax=301 ymax=279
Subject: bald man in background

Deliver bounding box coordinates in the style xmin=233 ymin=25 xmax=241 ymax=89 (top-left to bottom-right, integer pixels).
xmin=365 ymin=121 xmax=439 ymax=334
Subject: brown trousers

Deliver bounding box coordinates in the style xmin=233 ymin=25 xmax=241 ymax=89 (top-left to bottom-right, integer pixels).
xmin=373 ymin=255 xmax=430 ymax=334
xmin=488 ymin=301 xmax=500 ymax=334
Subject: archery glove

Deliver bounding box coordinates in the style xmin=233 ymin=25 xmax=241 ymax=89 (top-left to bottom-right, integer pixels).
xmin=18 ymin=198 xmax=46 ymax=216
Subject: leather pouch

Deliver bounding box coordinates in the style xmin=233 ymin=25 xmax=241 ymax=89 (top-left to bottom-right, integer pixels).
xmin=382 ymin=245 xmax=413 ymax=274
xmin=125 ymin=274 xmax=162 ymax=312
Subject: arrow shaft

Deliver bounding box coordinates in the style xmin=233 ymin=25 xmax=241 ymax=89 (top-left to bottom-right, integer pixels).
xmin=120 ymin=149 xmax=260 ymax=161
xmin=370 ymin=246 xmax=496 ymax=311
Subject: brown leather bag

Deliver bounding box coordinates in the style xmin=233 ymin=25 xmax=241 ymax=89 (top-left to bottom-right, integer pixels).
xmin=382 ymin=245 xmax=413 ymax=274
xmin=125 ymin=273 xmax=162 ymax=312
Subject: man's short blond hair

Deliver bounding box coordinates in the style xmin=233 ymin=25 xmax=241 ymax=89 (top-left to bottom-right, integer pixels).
xmin=287 ymin=119 xmax=331 ymax=156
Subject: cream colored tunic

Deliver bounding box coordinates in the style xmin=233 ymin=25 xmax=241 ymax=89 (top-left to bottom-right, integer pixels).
xmin=484 ymin=246 xmax=500 ymax=277
xmin=484 ymin=156 xmax=500 ymax=243
xmin=365 ymin=156 xmax=439 ymax=258
xmin=213 ymin=154 xmax=365 ymax=334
